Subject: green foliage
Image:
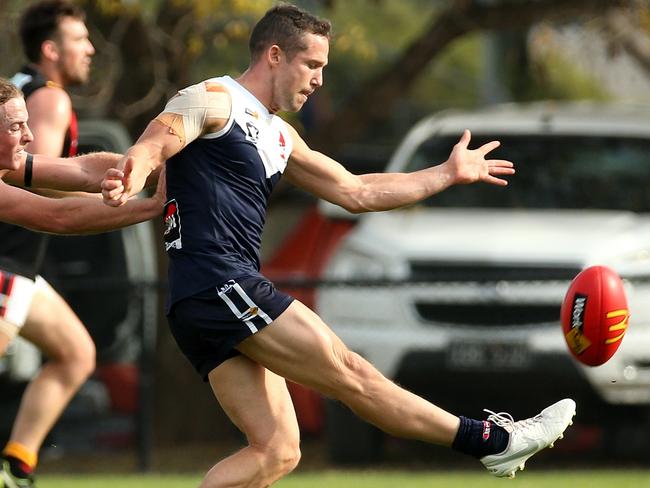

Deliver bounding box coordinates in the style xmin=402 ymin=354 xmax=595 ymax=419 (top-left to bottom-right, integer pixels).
xmin=526 ymin=51 xmax=611 ymax=102
xmin=178 ymin=0 xmax=274 ymax=79
xmin=412 ymin=33 xmax=485 ymax=114
xmin=320 ymin=0 xmax=439 ymax=109
xmin=78 ymin=0 xmax=144 ymax=16
xmin=0 ymin=0 xmax=637 ymax=144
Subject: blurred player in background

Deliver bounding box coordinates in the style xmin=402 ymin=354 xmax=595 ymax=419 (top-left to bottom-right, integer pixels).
xmin=2 ymin=1 xmax=116 ymax=485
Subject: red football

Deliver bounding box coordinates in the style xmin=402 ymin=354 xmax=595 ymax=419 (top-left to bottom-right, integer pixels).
xmin=560 ymin=265 xmax=629 ymax=366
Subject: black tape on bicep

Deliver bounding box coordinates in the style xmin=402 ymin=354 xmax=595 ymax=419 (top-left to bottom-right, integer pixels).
xmin=24 ymin=153 xmax=33 ymax=188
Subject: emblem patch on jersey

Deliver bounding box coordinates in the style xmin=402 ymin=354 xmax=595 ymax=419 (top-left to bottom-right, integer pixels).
xmin=245 ymin=107 xmax=259 ymax=119
xmin=163 ymin=199 xmax=182 ymax=251
xmin=245 ymin=122 xmax=259 ymax=144
xmin=278 ymin=131 xmax=286 ymax=160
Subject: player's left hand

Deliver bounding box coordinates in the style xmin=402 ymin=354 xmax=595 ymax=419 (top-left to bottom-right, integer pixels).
xmin=445 ymin=129 xmax=515 ymax=186
xmin=101 ymin=167 xmax=126 ymax=205
xmin=102 ymin=155 xmax=147 ymax=206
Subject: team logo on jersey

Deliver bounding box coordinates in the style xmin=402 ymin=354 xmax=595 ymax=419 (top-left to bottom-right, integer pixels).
xmin=278 ymin=131 xmax=286 ymax=160
xmin=245 ymin=122 xmax=259 ymax=144
xmin=245 ymin=107 xmax=259 ymax=119
xmin=163 ymin=199 xmax=182 ymax=251
xmin=218 ymin=280 xmax=236 ymax=295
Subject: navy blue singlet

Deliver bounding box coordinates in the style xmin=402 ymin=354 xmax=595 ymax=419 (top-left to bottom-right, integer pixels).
xmin=163 ymin=76 xmax=293 ymax=311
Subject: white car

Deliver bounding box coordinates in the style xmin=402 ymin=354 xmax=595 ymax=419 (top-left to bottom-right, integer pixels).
xmin=316 ymin=101 xmax=650 ymax=462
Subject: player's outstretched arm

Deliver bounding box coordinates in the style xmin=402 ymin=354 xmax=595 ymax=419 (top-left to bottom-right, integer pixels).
xmin=285 ymin=126 xmax=514 ymax=213
xmin=0 ymin=167 xmax=166 ymax=235
xmin=4 ymin=151 xmax=124 ymax=192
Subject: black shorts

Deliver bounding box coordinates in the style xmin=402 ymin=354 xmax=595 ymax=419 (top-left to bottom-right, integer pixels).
xmin=167 ymin=275 xmax=294 ymax=381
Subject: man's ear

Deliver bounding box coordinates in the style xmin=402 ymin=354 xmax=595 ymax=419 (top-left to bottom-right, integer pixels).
xmin=268 ymin=45 xmax=282 ymax=66
xmin=41 ymin=39 xmax=60 ymax=63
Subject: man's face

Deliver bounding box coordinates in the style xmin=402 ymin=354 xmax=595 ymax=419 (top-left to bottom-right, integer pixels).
xmin=0 ymin=97 xmax=33 ymax=171
xmin=271 ymin=33 xmax=329 ymax=113
xmin=55 ymin=16 xmax=95 ymax=85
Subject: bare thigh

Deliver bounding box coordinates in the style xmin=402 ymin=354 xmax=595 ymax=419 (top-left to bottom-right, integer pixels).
xmin=236 ymin=300 xmax=360 ymax=397
xmin=237 ymin=300 xmax=460 ymax=445
xmin=20 ymin=280 xmax=94 ymax=361
xmin=209 ymin=354 xmax=299 ymax=446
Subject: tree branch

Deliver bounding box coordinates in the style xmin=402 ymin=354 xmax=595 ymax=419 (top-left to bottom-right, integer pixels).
xmin=312 ymin=0 xmax=632 ymax=151
xmin=603 ymin=10 xmax=650 ymax=74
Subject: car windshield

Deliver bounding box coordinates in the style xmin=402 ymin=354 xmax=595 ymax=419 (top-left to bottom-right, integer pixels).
xmin=406 ymin=135 xmax=650 ymax=211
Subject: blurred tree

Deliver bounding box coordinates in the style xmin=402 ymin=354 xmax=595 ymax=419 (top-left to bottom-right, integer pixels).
xmin=310 ymin=0 xmax=640 ymax=152
xmin=73 ymin=0 xmax=274 ymax=134
xmin=603 ymin=8 xmax=650 ymax=74
xmin=3 ymin=0 xmax=647 ymax=148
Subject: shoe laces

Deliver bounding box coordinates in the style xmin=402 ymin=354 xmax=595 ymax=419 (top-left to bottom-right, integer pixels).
xmin=484 ymin=409 xmax=542 ymax=433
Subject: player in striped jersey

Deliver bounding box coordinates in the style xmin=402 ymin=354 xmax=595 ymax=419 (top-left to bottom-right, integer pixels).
xmin=0 ymin=78 xmax=165 ymax=488
xmin=2 ymin=2 xmax=95 ymax=485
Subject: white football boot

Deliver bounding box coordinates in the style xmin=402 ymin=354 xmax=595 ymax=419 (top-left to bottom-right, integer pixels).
xmin=480 ymin=398 xmax=576 ymax=478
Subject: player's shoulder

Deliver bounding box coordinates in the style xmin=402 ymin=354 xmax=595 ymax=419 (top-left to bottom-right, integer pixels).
xmin=172 ymin=78 xmax=232 ymax=110
xmin=179 ymin=77 xmax=231 ymax=95
xmin=26 ymin=85 xmax=71 ymax=116
xmin=279 ymin=119 xmax=302 ymax=140
xmin=204 ymin=79 xmax=229 ymax=94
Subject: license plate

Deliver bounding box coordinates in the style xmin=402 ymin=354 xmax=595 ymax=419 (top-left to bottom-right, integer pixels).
xmin=446 ymin=341 xmax=529 ymax=371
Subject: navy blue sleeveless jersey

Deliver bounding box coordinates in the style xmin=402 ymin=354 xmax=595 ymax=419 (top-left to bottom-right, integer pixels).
xmin=164 ymin=76 xmax=293 ymax=311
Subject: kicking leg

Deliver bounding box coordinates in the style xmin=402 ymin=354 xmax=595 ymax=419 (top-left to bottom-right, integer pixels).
xmin=200 ymin=355 xmax=301 ymax=488
xmin=238 ymin=300 xmax=576 ymax=478
xmin=238 ymin=300 xmax=459 ymax=445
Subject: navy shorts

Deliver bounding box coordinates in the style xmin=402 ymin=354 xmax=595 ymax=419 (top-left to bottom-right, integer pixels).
xmin=167 ymin=275 xmax=294 ymax=381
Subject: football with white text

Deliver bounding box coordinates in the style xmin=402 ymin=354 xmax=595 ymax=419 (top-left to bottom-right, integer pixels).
xmin=560 ymin=265 xmax=629 ymax=367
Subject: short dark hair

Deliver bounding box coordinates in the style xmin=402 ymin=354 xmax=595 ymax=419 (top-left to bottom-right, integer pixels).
xmin=0 ymin=78 xmax=23 ymax=107
xmin=19 ymin=0 xmax=86 ymax=63
xmin=249 ymin=3 xmax=331 ymax=62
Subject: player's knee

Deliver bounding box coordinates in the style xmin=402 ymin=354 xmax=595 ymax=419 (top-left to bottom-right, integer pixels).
xmin=75 ymin=339 xmax=96 ymax=381
xmin=57 ymin=336 xmax=96 ymax=385
xmin=284 ymin=445 xmax=301 ymax=475
xmin=262 ymin=439 xmax=301 ymax=479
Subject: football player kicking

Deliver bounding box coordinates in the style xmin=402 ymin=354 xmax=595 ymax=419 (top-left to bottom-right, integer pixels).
xmin=103 ymin=5 xmax=576 ymax=486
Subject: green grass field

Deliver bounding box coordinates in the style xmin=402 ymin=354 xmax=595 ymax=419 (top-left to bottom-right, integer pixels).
xmin=37 ymin=470 xmax=650 ymax=488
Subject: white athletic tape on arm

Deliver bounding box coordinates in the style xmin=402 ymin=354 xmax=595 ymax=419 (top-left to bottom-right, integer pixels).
xmin=155 ymin=81 xmax=230 ymax=148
